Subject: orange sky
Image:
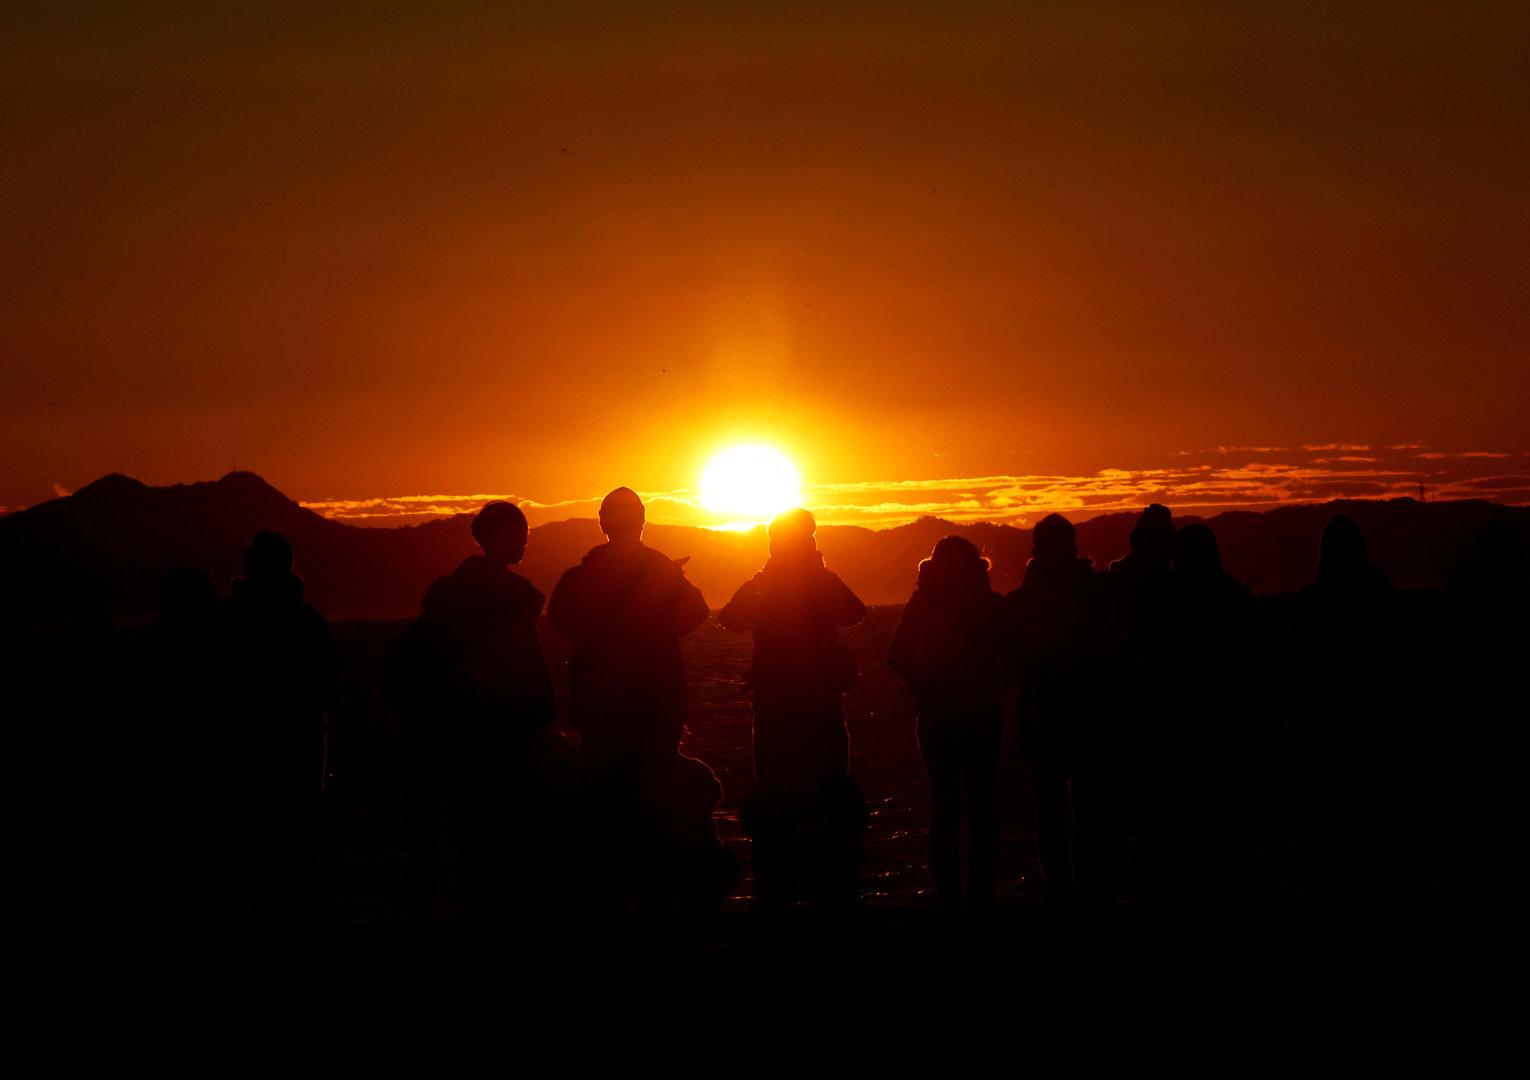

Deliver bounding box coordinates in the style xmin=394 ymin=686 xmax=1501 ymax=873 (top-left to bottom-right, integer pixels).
xmin=3 ymin=3 xmax=1527 ymax=526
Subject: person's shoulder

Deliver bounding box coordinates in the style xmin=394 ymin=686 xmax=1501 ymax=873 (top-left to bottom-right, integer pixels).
xmin=820 ymin=565 xmax=853 ymax=587
xmin=892 ymin=589 xmax=928 ymax=624
xmin=505 ymin=567 xmax=542 ymax=596
xmin=295 ymin=599 xmax=331 ymax=632
xmin=821 ymin=567 xmax=862 ymax=598
xmin=558 ymin=543 xmax=610 ymax=579
xmin=552 ymin=558 xmax=590 ymax=590
xmin=421 ymin=573 xmax=454 ymax=610
xmin=724 ymin=570 xmax=767 ymax=603
xmin=637 ymin=543 xmax=683 ymax=571
xmin=502 ymin=569 xmax=546 ymax=611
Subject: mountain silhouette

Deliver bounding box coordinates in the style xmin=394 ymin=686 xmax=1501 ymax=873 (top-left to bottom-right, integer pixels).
xmin=2 ymin=472 xmax=1525 ymax=624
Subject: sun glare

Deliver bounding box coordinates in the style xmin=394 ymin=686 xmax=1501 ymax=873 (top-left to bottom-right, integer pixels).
xmin=700 ymin=444 xmax=803 ymax=527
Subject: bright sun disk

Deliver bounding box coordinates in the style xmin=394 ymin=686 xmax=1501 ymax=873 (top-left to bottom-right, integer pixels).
xmin=700 ymin=444 xmax=803 ymax=526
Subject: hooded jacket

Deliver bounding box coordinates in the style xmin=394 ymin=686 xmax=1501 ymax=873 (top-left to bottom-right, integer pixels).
xmin=888 ymin=562 xmax=1007 ymax=713
xmin=1007 ymin=554 xmax=1097 ymax=686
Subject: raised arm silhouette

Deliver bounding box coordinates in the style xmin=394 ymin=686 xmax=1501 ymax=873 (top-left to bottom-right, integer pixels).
xmin=720 ymin=508 xmax=868 ymax=913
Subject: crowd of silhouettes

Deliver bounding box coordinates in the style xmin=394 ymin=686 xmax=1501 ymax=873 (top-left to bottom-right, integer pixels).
xmin=7 ymin=532 xmax=340 ymax=928
xmin=5 ymin=487 xmax=1524 ymax=932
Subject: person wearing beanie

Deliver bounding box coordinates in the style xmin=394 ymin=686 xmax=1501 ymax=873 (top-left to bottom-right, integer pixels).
xmin=719 ymin=508 xmax=868 ymax=912
xmin=549 ymin=487 xmax=730 ymax=913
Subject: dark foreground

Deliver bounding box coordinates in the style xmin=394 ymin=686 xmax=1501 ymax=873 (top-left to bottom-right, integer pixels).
xmin=308 ymin=603 xmax=1465 ymax=938
xmin=18 ymin=597 xmax=1501 ymax=984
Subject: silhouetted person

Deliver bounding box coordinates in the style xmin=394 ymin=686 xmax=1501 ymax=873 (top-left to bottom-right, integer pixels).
xmin=31 ymin=597 xmax=121 ymax=925
xmin=888 ymin=536 xmax=1007 ymax=915
xmin=223 ymin=530 xmax=339 ymax=925
xmin=1007 ymin=513 xmax=1097 ymax=908
xmin=548 ymin=487 xmax=731 ymax=914
xmin=1293 ymin=514 xmax=1402 ymax=907
xmin=0 ymin=574 xmax=49 ymax=922
xmin=1088 ymin=503 xmax=1177 ymax=907
xmin=135 ymin=566 xmax=228 ymax=921
xmin=383 ymin=502 xmax=566 ymax=923
xmin=1444 ymin=521 xmax=1528 ymax=902
xmin=1449 ymin=521 xmax=1528 ymax=607
xmin=1135 ymin=523 xmax=1262 ymax=905
xmin=720 ymin=508 xmax=868 ymax=912
xmin=3 ymin=575 xmax=77 ymax=925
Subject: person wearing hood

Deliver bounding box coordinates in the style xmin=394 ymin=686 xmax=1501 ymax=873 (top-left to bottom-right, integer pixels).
xmin=720 ymin=508 xmax=868 ymax=912
xmin=222 ymin=530 xmax=339 ymax=925
xmin=383 ymin=501 xmax=564 ymax=923
xmin=888 ymin=536 xmax=1008 ymax=915
xmin=549 ymin=487 xmax=730 ymax=914
xmin=1006 ymin=513 xmax=1098 ymax=908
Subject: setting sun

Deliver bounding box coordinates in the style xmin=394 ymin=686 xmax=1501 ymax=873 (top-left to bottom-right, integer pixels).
xmin=700 ymin=444 xmax=803 ymax=527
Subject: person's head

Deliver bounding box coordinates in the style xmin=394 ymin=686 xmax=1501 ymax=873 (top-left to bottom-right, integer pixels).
xmin=244 ymin=530 xmax=293 ymax=581
xmin=160 ymin=565 xmax=216 ymax=620
xmin=599 ymin=487 xmax=645 ymax=542
xmin=768 ymin=508 xmax=817 ymax=559
xmin=1031 ymin=513 xmax=1077 ymax=563
xmin=1128 ymin=503 xmax=1176 ymax=566
xmin=472 ymin=501 xmax=529 ymax=565
xmin=1318 ymin=514 xmax=1370 ymax=579
xmin=1173 ymin=523 xmax=1222 ymax=576
xmin=919 ymin=535 xmax=991 ymax=591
